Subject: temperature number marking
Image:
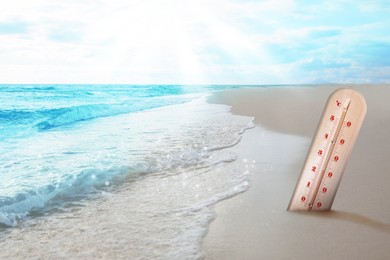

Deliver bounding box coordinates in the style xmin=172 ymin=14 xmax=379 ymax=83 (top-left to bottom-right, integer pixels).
xmin=288 ymin=88 xmax=367 ymax=211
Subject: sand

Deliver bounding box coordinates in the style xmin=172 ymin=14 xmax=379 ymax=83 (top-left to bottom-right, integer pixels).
xmin=203 ymin=85 xmax=390 ymax=260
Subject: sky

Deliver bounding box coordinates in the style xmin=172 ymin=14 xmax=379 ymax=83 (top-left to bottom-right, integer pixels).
xmin=0 ymin=0 xmax=389 ymax=84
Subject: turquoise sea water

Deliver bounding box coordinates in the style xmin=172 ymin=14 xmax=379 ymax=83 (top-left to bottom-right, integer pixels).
xmin=0 ymin=85 xmax=246 ymax=226
xmin=0 ymin=84 xmax=260 ymax=258
xmin=0 ymin=85 xmax=234 ymax=140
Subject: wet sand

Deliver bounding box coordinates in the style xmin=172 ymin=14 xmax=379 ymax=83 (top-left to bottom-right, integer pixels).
xmin=204 ymin=85 xmax=390 ymax=260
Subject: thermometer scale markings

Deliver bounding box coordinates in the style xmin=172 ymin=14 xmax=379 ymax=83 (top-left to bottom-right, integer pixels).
xmin=288 ymin=88 xmax=366 ymax=211
xmin=308 ymin=98 xmax=350 ymax=210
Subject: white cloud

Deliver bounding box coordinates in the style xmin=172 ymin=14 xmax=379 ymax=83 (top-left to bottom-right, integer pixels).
xmin=0 ymin=0 xmax=389 ymax=84
xmin=0 ymin=0 xmax=281 ymax=83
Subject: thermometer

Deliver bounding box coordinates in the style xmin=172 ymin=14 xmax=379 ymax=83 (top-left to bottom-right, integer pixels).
xmin=288 ymin=88 xmax=367 ymax=211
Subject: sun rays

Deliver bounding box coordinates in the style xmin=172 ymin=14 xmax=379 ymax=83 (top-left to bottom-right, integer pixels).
xmin=0 ymin=0 xmax=389 ymax=83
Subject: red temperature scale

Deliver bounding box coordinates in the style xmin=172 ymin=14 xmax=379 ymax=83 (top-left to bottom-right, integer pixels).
xmin=288 ymin=88 xmax=367 ymax=211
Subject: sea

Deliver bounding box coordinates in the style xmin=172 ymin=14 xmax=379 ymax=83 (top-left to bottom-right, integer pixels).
xmin=0 ymin=85 xmax=255 ymax=259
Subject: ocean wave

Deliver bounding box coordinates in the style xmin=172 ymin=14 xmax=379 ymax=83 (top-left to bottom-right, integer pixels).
xmin=0 ymin=85 xmax=57 ymax=92
xmin=0 ymin=104 xmax=135 ymax=130
xmin=35 ymin=104 xmax=128 ymax=130
xmin=28 ymin=86 xmax=57 ymax=91
xmin=34 ymin=99 xmax=188 ymax=130
xmin=0 ymin=126 xmax=252 ymax=227
xmin=0 ymin=148 xmax=213 ymax=226
xmin=0 ymin=97 xmax=191 ymax=132
xmin=0 ymin=165 xmax=139 ymax=227
xmin=0 ymin=110 xmax=38 ymax=123
xmin=0 ymin=93 xmax=254 ymax=231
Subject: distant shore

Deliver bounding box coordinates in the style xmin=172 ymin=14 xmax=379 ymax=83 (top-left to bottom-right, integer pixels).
xmin=204 ymin=85 xmax=390 ymax=259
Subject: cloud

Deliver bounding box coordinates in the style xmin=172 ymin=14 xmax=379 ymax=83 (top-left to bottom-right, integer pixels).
xmin=48 ymin=25 xmax=83 ymax=43
xmin=308 ymin=29 xmax=342 ymax=38
xmin=346 ymin=41 xmax=390 ymax=66
xmin=349 ymin=0 xmax=390 ymax=12
xmin=0 ymin=21 xmax=28 ymax=35
xmin=300 ymin=59 xmax=351 ymax=70
xmin=0 ymin=0 xmax=389 ymax=84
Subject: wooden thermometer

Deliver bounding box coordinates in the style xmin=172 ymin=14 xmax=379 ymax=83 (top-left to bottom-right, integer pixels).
xmin=288 ymin=88 xmax=367 ymax=211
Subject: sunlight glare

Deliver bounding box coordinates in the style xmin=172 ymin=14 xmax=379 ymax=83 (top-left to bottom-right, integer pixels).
xmin=82 ymin=0 xmax=279 ymax=84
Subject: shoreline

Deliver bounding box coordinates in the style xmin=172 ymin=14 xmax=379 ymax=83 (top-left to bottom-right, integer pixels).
xmin=203 ymin=85 xmax=390 ymax=259
xmin=0 ymin=93 xmax=255 ymax=259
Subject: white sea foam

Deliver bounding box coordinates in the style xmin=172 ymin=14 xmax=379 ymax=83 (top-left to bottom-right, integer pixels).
xmin=0 ymin=96 xmax=254 ymax=259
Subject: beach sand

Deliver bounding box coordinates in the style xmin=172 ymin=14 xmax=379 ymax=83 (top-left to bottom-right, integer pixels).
xmin=204 ymin=85 xmax=390 ymax=259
